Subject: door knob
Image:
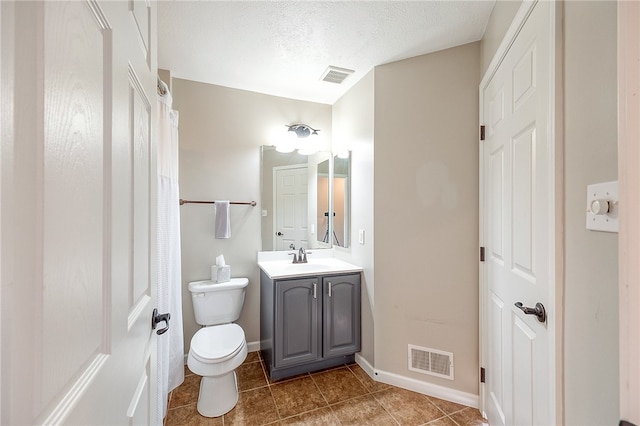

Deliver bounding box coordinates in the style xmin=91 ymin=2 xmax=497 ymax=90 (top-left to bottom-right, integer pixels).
xmin=276 ymin=231 xmax=284 ymax=236
xmin=514 ymin=302 xmax=546 ymax=323
xmin=152 ymin=308 xmax=171 ymax=335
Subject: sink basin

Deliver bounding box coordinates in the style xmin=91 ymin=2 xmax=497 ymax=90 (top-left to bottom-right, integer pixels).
xmin=258 ymin=257 xmax=362 ymax=279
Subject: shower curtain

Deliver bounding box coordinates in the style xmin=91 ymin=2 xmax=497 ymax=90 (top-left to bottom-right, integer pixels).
xmin=157 ymin=81 xmax=184 ymax=421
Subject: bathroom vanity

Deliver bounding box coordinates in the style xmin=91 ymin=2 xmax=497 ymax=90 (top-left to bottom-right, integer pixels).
xmin=258 ymin=252 xmax=362 ymax=380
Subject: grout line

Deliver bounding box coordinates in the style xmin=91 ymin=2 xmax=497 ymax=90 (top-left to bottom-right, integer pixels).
xmin=376 ymin=401 xmax=402 ymax=426
xmin=266 ymin=384 xmax=282 ymax=421
xmin=277 ymin=406 xmax=332 ymax=423
xmin=308 ymin=372 xmax=331 ymax=407
xmin=448 ymin=413 xmax=463 ymax=426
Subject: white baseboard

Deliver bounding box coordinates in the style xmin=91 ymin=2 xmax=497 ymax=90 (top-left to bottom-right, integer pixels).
xmin=247 ymin=340 xmax=260 ymax=353
xmin=354 ymin=353 xmax=478 ymax=409
xmin=355 ymin=353 xmax=375 ymax=376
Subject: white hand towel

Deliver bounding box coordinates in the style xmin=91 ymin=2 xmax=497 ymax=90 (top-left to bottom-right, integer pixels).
xmin=214 ymin=201 xmax=231 ymax=239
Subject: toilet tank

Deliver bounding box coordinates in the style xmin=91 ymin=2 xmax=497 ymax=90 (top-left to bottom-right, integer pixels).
xmin=188 ymin=277 xmax=249 ymax=326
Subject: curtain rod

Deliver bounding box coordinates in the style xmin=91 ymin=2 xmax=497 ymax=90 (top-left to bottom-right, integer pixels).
xmin=179 ymin=199 xmax=257 ymax=207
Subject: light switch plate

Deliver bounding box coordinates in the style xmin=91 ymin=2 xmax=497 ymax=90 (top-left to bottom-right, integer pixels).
xmin=358 ymin=229 xmax=365 ymax=244
xmin=586 ymin=181 xmax=618 ymax=233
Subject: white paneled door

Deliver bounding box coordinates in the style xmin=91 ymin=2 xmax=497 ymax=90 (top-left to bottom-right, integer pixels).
xmin=274 ymin=166 xmax=309 ymax=250
xmin=1 ymin=1 xmax=159 ymax=424
xmin=480 ymin=1 xmax=557 ymax=425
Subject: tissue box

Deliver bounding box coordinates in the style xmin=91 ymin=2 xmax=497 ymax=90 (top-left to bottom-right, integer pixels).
xmin=211 ymin=265 xmax=231 ymax=283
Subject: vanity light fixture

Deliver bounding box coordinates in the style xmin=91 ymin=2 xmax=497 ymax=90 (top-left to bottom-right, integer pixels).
xmin=286 ymin=124 xmax=319 ymax=138
xmin=275 ymin=124 xmax=320 ymax=155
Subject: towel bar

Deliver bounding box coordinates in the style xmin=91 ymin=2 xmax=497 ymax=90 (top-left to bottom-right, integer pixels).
xmin=179 ymin=199 xmax=257 ymax=207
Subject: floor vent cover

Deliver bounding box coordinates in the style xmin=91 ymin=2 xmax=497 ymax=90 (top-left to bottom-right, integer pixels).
xmin=408 ymin=344 xmax=454 ymax=380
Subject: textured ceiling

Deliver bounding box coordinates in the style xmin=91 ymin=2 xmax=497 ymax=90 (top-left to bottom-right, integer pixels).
xmin=158 ymin=1 xmax=495 ymax=105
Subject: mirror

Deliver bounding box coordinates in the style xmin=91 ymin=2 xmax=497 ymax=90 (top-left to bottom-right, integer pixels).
xmin=332 ymin=153 xmax=351 ymax=248
xmin=261 ymin=146 xmax=330 ymax=251
xmin=261 ymin=146 xmax=350 ymax=251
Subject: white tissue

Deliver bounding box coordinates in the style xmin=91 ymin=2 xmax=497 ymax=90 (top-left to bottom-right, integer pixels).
xmin=211 ymin=254 xmax=230 ymax=283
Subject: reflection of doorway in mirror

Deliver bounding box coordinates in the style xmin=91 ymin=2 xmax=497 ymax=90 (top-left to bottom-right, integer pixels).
xmin=274 ymin=165 xmax=308 ymax=250
xmin=317 ymin=176 xmax=331 ymax=245
xmin=333 ymin=177 xmax=346 ymax=247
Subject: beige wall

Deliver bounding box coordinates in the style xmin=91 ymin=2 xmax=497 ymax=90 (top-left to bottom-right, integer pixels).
xmin=480 ymin=0 xmax=522 ymax=77
xmin=332 ymin=71 xmax=376 ymax=363
xmin=563 ymin=2 xmax=619 ymax=424
xmin=172 ymin=79 xmax=331 ymax=350
xmin=373 ymin=42 xmax=480 ymax=394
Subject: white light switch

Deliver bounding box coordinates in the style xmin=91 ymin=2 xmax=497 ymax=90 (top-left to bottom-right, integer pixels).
xmin=358 ymin=229 xmax=365 ymax=244
xmin=262 ymin=210 xmax=268 ymax=217
xmin=310 ymin=224 xmax=315 ymax=235
xmin=586 ymin=181 xmax=618 ymax=233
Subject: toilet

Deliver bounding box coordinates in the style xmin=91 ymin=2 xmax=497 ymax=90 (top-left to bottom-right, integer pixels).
xmin=187 ymin=277 xmax=249 ymax=417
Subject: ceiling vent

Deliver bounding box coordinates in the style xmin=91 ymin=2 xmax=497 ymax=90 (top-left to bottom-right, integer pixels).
xmin=320 ymin=66 xmax=354 ymax=84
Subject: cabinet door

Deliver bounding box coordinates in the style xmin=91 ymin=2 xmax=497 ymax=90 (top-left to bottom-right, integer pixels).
xmin=323 ymin=274 xmax=361 ymax=358
xmin=275 ymin=278 xmax=320 ymax=367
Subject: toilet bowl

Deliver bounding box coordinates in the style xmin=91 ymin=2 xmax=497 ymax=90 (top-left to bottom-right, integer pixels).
xmin=187 ymin=278 xmax=249 ymax=417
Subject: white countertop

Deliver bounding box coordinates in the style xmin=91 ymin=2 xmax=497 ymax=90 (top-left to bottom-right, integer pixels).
xmin=257 ymin=250 xmax=362 ymax=279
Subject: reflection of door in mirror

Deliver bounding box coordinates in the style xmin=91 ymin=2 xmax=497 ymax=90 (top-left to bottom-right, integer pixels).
xmin=316 ymin=159 xmax=332 ymax=247
xmin=274 ymin=165 xmax=308 ymax=250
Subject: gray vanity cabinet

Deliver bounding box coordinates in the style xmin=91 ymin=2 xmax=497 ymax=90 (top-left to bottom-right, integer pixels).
xmin=260 ymin=270 xmax=361 ymax=380
xmin=274 ymin=277 xmax=320 ymax=368
xmin=322 ymin=274 xmax=361 ymax=358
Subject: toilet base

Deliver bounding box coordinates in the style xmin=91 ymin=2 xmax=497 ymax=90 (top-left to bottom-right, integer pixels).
xmin=196 ymin=370 xmax=239 ymax=417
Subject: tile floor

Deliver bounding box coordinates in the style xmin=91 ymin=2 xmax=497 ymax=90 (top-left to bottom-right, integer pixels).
xmin=165 ymin=351 xmax=489 ymax=426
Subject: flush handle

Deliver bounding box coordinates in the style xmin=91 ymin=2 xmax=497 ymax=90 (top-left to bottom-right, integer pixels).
xmin=514 ymin=302 xmax=546 ymax=323
xmin=152 ymin=308 xmax=171 ymax=335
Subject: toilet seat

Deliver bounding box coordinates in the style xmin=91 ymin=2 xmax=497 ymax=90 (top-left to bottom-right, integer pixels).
xmin=190 ymin=324 xmax=245 ymax=364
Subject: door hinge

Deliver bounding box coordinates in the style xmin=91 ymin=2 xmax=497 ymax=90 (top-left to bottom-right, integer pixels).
xmin=480 ymin=367 xmax=486 ymax=383
xmin=480 ymin=125 xmax=486 ymax=141
xmin=480 ymin=246 xmax=485 ymax=262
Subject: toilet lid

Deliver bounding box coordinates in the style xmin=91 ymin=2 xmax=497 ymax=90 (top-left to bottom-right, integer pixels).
xmin=191 ymin=324 xmax=245 ymax=363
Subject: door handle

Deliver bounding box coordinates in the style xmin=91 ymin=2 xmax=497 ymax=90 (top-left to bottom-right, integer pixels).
xmin=328 ymin=282 xmax=332 ymax=297
xmin=312 ymin=282 xmax=317 ymax=299
xmin=276 ymin=231 xmax=284 ymax=236
xmin=152 ymin=308 xmax=171 ymax=335
xmin=514 ymin=302 xmax=546 ymax=323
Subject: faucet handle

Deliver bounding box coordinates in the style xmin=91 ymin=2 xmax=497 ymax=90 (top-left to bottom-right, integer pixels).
xmin=288 ymin=252 xmax=298 ymax=264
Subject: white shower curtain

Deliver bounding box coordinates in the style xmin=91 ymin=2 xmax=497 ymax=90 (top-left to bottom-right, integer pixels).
xmin=157 ymin=83 xmax=184 ymax=421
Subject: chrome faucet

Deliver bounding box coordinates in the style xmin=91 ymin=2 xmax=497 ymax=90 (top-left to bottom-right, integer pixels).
xmin=288 ymin=247 xmax=311 ymax=264
xmin=298 ymin=247 xmax=311 ymax=263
